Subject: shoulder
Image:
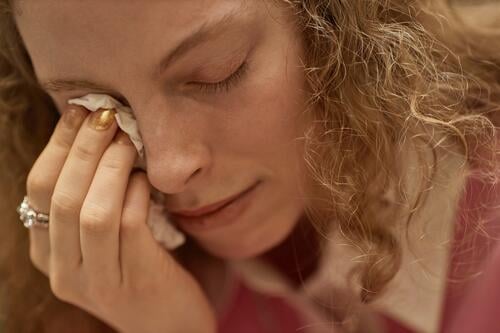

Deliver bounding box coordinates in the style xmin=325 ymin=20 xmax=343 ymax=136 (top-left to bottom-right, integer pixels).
xmin=316 ymin=143 xmax=471 ymax=333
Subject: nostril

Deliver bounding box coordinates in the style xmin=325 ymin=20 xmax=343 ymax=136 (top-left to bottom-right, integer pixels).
xmin=187 ymin=168 xmax=202 ymax=183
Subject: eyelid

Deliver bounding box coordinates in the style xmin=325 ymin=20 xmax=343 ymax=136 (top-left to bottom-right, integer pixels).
xmin=190 ymin=59 xmax=249 ymax=94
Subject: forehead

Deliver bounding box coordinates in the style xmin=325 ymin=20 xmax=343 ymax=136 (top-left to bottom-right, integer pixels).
xmin=14 ymin=0 xmax=248 ymax=50
xmin=13 ymin=0 xmax=255 ymax=87
xmin=14 ymin=0 xmax=243 ymax=23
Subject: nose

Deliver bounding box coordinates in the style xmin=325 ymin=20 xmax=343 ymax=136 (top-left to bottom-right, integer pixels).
xmin=133 ymin=103 xmax=211 ymax=195
xmin=145 ymin=143 xmax=210 ymax=194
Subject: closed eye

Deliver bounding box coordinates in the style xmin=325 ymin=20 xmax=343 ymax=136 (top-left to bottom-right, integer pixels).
xmin=189 ymin=60 xmax=249 ymax=94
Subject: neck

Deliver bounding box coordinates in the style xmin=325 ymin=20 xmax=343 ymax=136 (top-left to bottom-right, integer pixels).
xmin=258 ymin=213 xmax=323 ymax=289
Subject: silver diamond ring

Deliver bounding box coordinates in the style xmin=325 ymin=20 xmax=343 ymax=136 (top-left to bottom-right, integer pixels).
xmin=16 ymin=196 xmax=49 ymax=229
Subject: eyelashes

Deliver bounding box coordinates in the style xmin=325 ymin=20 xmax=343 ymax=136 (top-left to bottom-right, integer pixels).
xmin=191 ymin=60 xmax=249 ymax=95
xmin=67 ymin=59 xmax=251 ymax=101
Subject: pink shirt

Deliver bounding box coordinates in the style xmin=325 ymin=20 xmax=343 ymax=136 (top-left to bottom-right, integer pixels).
xmin=216 ymin=167 xmax=500 ymax=332
xmin=438 ymin=171 xmax=500 ymax=333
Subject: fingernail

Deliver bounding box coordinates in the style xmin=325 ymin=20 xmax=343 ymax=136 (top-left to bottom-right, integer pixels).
xmin=63 ymin=106 xmax=87 ymax=128
xmin=88 ymin=108 xmax=116 ymax=130
xmin=113 ymin=129 xmax=133 ymax=145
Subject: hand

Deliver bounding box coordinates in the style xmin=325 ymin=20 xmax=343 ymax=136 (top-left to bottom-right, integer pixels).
xmin=25 ymin=106 xmax=216 ymax=333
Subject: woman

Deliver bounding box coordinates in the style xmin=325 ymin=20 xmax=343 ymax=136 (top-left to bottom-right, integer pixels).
xmin=0 ymin=0 xmax=499 ymax=332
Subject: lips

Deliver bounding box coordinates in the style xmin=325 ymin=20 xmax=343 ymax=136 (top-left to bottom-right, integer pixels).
xmin=168 ymin=182 xmax=258 ymax=218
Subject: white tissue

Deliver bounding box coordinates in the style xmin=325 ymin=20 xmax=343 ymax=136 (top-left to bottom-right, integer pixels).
xmin=67 ymin=93 xmax=186 ymax=250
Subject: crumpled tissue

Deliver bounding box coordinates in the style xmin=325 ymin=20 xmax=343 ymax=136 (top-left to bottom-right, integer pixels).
xmin=67 ymin=93 xmax=186 ymax=250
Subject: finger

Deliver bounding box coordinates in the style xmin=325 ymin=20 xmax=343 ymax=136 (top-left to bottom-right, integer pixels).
xmin=28 ymin=230 xmax=49 ymax=276
xmin=50 ymin=109 xmax=118 ymax=272
xmin=80 ymin=130 xmax=137 ymax=286
xmin=26 ymin=106 xmax=88 ymax=274
xmin=120 ymin=171 xmax=173 ymax=286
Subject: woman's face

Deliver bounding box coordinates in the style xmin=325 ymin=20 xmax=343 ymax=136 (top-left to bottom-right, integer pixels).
xmin=14 ymin=0 xmax=312 ymax=259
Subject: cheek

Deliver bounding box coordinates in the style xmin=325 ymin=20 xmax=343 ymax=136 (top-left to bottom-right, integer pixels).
xmin=221 ymin=69 xmax=307 ymax=156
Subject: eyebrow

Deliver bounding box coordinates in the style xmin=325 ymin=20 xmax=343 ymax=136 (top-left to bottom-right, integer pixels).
xmin=40 ymin=8 xmax=243 ymax=94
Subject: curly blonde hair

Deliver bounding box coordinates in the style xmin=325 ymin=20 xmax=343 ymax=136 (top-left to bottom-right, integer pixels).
xmin=1 ymin=0 xmax=499 ymax=331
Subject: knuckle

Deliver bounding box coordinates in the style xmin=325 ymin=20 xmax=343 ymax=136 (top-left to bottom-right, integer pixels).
xmin=120 ymin=213 xmax=143 ymax=233
xmin=129 ymin=282 xmax=147 ymax=297
xmin=87 ymin=282 xmax=115 ymax=305
xmin=101 ymin=155 xmax=127 ymax=172
xmin=26 ymin=171 xmax=52 ymax=198
xmin=80 ymin=206 xmax=113 ymax=234
xmin=50 ymin=132 xmax=73 ymax=152
xmin=49 ymin=273 xmax=72 ymax=301
xmin=127 ymin=277 xmax=155 ymax=298
xmin=73 ymin=143 xmax=97 ymax=162
xmin=51 ymin=191 xmax=80 ymax=217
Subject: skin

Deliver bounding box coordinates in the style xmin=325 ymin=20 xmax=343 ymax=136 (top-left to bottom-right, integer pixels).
xmin=14 ymin=0 xmax=315 ymax=331
xmin=16 ymin=0 xmax=311 ymax=260
xmin=14 ymin=1 xmax=473 ymax=332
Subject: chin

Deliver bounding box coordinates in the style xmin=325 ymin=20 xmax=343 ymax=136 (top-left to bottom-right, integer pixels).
xmin=199 ymin=240 xmax=271 ymax=260
xmin=193 ymin=214 xmax=300 ymax=260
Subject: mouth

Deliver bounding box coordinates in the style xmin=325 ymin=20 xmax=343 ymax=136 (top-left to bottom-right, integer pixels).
xmin=167 ymin=181 xmax=260 ymax=218
xmin=166 ymin=180 xmax=262 ymax=230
